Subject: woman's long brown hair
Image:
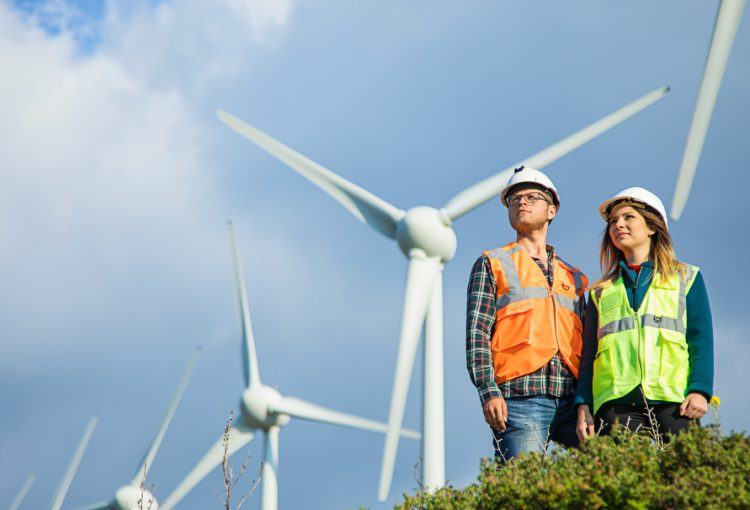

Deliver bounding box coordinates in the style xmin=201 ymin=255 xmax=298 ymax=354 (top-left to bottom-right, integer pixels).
xmin=593 ymin=204 xmax=687 ymax=289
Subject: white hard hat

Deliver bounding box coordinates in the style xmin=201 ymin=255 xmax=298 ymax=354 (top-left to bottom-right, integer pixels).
xmin=500 ymin=166 xmax=560 ymax=208
xmin=598 ymin=187 xmax=668 ymax=228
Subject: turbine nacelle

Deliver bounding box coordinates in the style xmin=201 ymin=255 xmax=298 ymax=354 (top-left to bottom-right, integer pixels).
xmin=114 ymin=485 xmax=159 ymax=510
xmin=241 ymin=386 xmax=290 ymax=429
xmin=395 ymin=207 xmax=456 ymax=262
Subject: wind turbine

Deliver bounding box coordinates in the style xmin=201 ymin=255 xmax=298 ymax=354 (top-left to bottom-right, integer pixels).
xmin=160 ymin=222 xmax=420 ymax=510
xmin=8 ymin=473 xmax=36 ymax=510
xmin=671 ymin=0 xmax=746 ymax=220
xmin=50 ymin=416 xmax=98 ymax=510
xmin=65 ymin=348 xmax=200 ymax=510
xmin=217 ymin=85 xmax=670 ymax=500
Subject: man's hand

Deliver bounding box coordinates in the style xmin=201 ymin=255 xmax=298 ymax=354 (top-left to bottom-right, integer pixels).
xmin=680 ymin=392 xmax=708 ymax=419
xmin=576 ymin=404 xmax=595 ymax=441
xmin=482 ymin=396 xmax=507 ymax=431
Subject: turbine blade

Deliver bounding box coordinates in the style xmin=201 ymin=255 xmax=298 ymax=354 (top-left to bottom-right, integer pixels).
xmin=671 ymin=0 xmax=746 ymax=220
xmin=160 ymin=423 xmax=254 ymax=510
xmin=8 ymin=473 xmax=36 ymax=510
xmin=228 ymin=222 xmax=261 ymax=389
xmin=218 ymin=110 xmax=406 ymax=239
xmin=130 ymin=347 xmax=201 ymax=486
xmin=269 ymin=396 xmax=421 ymax=439
xmin=443 ymin=86 xmax=671 ymax=221
xmin=50 ymin=416 xmax=98 ymax=510
xmin=379 ymin=253 xmax=442 ymax=501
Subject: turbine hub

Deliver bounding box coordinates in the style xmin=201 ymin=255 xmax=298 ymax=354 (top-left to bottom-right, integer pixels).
xmin=395 ymin=207 xmax=457 ymax=261
xmin=240 ymin=385 xmax=290 ymax=429
xmin=114 ymin=485 xmax=159 ymax=510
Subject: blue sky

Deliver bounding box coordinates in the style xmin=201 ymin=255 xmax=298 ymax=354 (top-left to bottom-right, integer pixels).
xmin=1 ymin=1 xmax=748 ymax=508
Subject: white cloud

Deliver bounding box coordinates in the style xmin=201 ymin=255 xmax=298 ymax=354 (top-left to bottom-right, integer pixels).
xmin=99 ymin=0 xmax=292 ymax=93
xmin=0 ymin=0 xmax=293 ymax=368
xmin=226 ymin=0 xmax=292 ymax=41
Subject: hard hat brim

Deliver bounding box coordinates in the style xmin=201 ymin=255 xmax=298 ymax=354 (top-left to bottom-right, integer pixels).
xmin=501 ymin=182 xmax=558 ymax=208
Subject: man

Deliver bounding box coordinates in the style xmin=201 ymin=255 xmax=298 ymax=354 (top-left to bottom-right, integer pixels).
xmin=466 ymin=166 xmax=587 ymax=462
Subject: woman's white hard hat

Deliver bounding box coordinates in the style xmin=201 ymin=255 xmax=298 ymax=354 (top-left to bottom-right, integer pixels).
xmin=500 ymin=166 xmax=560 ymax=208
xmin=598 ymin=187 xmax=669 ymax=229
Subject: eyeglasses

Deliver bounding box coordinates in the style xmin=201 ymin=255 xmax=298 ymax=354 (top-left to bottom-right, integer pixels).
xmin=505 ymin=192 xmax=550 ymax=207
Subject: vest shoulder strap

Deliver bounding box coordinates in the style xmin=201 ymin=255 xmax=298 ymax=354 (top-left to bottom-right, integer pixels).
xmin=682 ymin=264 xmax=699 ymax=294
xmin=591 ymin=277 xmax=623 ymax=311
xmin=555 ymin=255 xmax=588 ymax=295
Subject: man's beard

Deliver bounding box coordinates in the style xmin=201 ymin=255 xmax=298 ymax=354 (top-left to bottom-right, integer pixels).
xmin=512 ymin=215 xmax=548 ymax=234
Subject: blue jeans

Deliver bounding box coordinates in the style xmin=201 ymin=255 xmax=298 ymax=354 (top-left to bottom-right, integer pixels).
xmin=491 ymin=395 xmax=579 ymax=462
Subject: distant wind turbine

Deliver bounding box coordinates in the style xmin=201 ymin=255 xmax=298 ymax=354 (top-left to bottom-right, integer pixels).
xmin=671 ymin=0 xmax=746 ymax=220
xmin=68 ymin=348 xmax=200 ymax=510
xmin=50 ymin=416 xmax=98 ymax=510
xmin=160 ymin=222 xmax=420 ymax=510
xmin=217 ymin=85 xmax=670 ymax=500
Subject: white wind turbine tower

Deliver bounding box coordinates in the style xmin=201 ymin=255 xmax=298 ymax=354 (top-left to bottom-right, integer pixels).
xmin=62 ymin=349 xmax=201 ymax=510
xmin=671 ymin=0 xmax=746 ymax=220
xmin=217 ymin=85 xmax=670 ymax=500
xmin=160 ymin=223 xmax=420 ymax=510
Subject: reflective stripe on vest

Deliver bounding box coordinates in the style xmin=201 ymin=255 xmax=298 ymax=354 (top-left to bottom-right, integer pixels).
xmin=487 ymin=247 xmax=548 ymax=309
xmin=590 ymin=265 xmax=698 ymax=414
xmin=487 ymin=248 xmax=586 ymax=314
xmin=483 ymin=243 xmax=588 ymax=383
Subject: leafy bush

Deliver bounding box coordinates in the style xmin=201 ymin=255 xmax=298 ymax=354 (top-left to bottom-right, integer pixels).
xmin=395 ymin=425 xmax=750 ymax=510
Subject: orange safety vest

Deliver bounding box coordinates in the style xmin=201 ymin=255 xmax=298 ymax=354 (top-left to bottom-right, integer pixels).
xmin=483 ymin=243 xmax=587 ymax=383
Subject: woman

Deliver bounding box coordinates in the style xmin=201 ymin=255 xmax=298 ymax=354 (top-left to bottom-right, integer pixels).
xmin=575 ymin=187 xmax=714 ymax=441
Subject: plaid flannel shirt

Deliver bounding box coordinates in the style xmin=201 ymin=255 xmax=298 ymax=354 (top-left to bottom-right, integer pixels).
xmin=466 ymin=247 xmax=584 ymax=405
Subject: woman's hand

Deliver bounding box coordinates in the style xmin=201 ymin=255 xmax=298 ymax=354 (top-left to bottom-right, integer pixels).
xmin=576 ymin=404 xmax=595 ymax=442
xmin=680 ymin=392 xmax=708 ymax=419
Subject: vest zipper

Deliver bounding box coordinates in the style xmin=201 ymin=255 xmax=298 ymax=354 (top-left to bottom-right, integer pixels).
xmin=635 ymin=311 xmax=643 ymax=383
xmin=549 ymin=259 xmax=560 ymax=353
xmin=632 ymin=270 xmax=645 ymax=386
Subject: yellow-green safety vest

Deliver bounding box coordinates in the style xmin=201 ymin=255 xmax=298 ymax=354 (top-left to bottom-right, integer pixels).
xmin=590 ymin=265 xmax=698 ymax=415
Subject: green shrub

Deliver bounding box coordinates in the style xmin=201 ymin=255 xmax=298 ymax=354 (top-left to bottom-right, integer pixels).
xmin=395 ymin=425 xmax=750 ymax=510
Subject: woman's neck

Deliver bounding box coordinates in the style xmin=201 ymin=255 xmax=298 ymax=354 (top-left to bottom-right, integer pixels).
xmin=621 ymin=246 xmax=650 ymax=266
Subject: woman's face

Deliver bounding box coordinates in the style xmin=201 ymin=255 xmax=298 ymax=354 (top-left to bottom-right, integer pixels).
xmin=608 ymin=205 xmax=655 ymax=255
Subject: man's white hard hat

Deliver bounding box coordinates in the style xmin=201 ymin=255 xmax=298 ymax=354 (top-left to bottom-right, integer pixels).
xmin=500 ymin=166 xmax=560 ymax=208
xmin=598 ymin=187 xmax=669 ymax=229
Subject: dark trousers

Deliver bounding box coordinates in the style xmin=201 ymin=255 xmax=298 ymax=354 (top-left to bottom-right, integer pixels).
xmin=595 ymin=401 xmax=697 ymax=440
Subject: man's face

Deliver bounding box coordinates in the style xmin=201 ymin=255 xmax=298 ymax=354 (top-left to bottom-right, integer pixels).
xmin=506 ymin=187 xmax=557 ymax=233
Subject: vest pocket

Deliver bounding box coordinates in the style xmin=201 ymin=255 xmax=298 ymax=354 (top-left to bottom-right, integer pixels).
xmin=657 ymin=329 xmax=689 ymax=387
xmin=594 ymin=335 xmax=616 ymax=361
xmin=493 ymin=300 xmax=533 ymax=351
xmin=593 ymin=336 xmax=617 ymax=399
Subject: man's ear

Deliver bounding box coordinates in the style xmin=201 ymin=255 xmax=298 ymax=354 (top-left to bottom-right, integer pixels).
xmin=547 ymin=204 xmax=557 ymax=221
